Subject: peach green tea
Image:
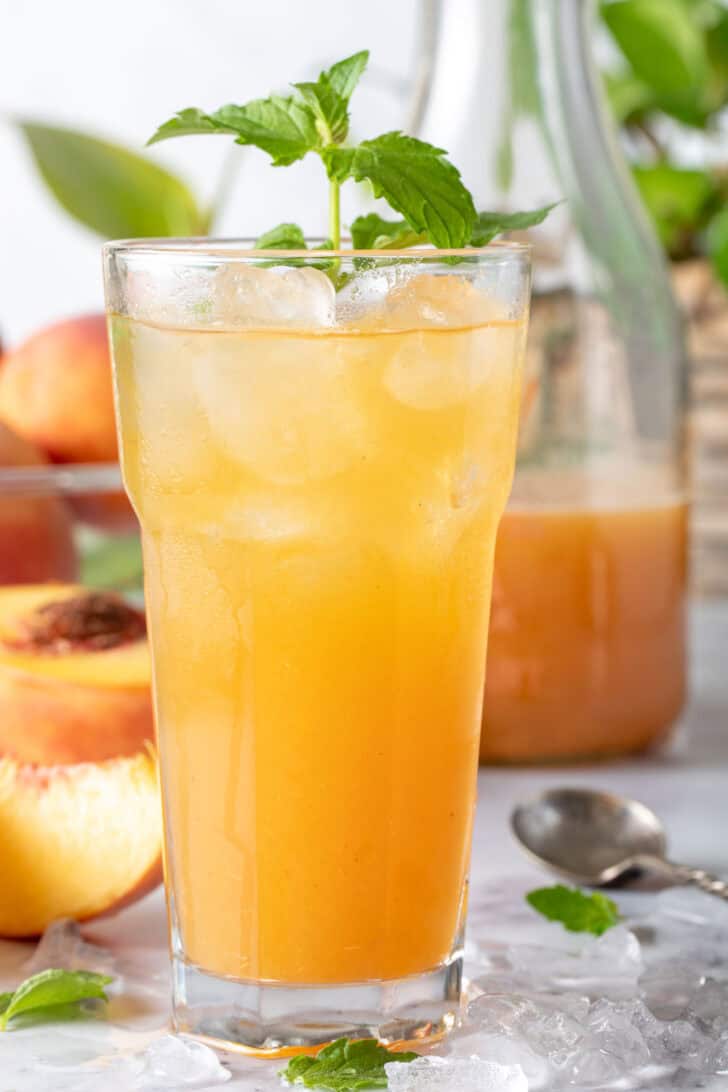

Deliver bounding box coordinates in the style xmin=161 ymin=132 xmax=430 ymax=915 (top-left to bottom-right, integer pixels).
xmin=111 ymin=272 xmax=526 ymax=986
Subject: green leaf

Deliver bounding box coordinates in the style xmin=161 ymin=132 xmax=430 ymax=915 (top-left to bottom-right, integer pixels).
xmin=294 ymin=50 xmax=369 ymax=145
xmin=0 ymin=993 xmax=12 ymax=1016
xmin=325 ymin=51 xmax=370 ymax=105
xmin=708 ymin=206 xmax=728 ymax=288
xmin=323 ymin=132 xmax=476 ymax=248
xmin=0 ymin=970 xmax=113 ymax=1031
xmin=21 ymin=123 xmax=203 ymax=238
xmin=80 ymin=534 xmax=144 ymax=591
xmin=213 ymin=97 xmax=320 ymax=166
xmin=349 ymin=213 xmax=425 ymax=249
xmin=601 ymin=0 xmax=710 ymax=122
xmin=633 ymin=164 xmax=717 ymax=255
xmin=470 ymin=202 xmax=560 ymax=246
xmin=602 ymin=69 xmax=658 ymax=123
xmin=526 ymin=885 xmax=621 ymax=935
xmin=147 ymin=107 xmax=238 ymax=145
xmin=279 ymin=1037 xmax=418 ymax=1092
xmin=705 ymin=9 xmax=728 ymax=112
xmin=255 ymin=222 xmax=307 ymax=249
xmin=150 ymin=97 xmax=320 ymax=166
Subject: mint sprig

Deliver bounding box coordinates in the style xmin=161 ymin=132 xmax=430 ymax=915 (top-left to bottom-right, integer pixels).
xmin=149 ymin=49 xmax=555 ymax=253
xmin=280 ymin=1037 xmax=418 ymax=1092
xmin=526 ymin=885 xmax=621 ymax=936
xmin=293 ymin=51 xmax=369 ymax=146
xmin=0 ymin=969 xmax=113 ymax=1031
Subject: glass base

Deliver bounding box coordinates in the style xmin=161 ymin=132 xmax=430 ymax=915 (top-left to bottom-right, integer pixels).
xmin=172 ymin=955 xmax=463 ymax=1056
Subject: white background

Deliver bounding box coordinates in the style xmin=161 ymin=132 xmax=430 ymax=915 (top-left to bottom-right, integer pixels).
xmin=0 ymin=0 xmax=421 ymax=345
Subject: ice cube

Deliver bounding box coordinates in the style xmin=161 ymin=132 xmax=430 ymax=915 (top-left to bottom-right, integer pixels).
xmin=382 ymin=318 xmax=518 ymax=412
xmin=24 ymin=918 xmax=116 ymax=977
xmin=708 ymin=1030 xmax=728 ymax=1074
xmin=125 ymin=262 xmax=336 ymax=331
xmin=450 ymin=1033 xmax=551 ymax=1090
xmin=384 ymin=1055 xmax=527 ymax=1092
xmin=212 ymin=265 xmax=336 ymax=329
xmin=554 ymin=1044 xmax=632 ymax=1087
xmin=652 ymin=1019 xmax=713 ymax=1072
xmin=506 ymin=924 xmax=643 ymax=993
xmin=584 ymin=1001 xmax=651 ymax=1069
xmin=639 ymin=959 xmax=705 ymax=1019
xmin=193 ymin=334 xmax=369 ymax=485
xmin=377 ymin=274 xmax=501 ymax=330
xmin=688 ymin=978 xmax=728 ymax=1035
xmin=122 ymin=1034 xmax=231 ymax=1087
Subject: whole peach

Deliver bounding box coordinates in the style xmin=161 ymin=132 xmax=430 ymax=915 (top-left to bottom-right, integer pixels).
xmin=0 ymin=315 xmax=136 ymax=530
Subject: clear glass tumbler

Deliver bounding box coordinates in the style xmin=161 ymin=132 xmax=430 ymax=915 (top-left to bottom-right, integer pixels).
xmin=103 ymin=240 xmax=531 ymax=1053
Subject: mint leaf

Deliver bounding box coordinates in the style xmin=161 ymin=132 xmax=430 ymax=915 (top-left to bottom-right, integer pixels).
xmin=150 ymin=98 xmax=319 ymax=166
xmin=526 ymin=885 xmax=621 ymax=936
xmin=212 ymin=98 xmax=319 ymax=165
xmin=279 ymin=1037 xmax=418 ymax=1091
xmin=350 ymin=213 xmax=425 ymax=250
xmin=255 ymin=222 xmax=307 ymax=249
xmin=294 ymin=50 xmax=369 ymax=145
xmin=470 ymin=203 xmax=560 ymax=246
xmin=325 ymin=51 xmax=371 ymax=106
xmin=324 ymin=132 xmax=476 ymax=248
xmin=147 ymin=107 xmax=237 ymax=145
xmin=0 ymin=969 xmax=113 ymax=1031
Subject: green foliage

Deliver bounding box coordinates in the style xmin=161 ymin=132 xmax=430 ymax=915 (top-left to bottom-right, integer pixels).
xmin=469 ymin=203 xmax=560 ymax=246
xmin=279 ymin=1038 xmax=418 ymax=1091
xmin=21 ymin=124 xmax=204 ymax=238
xmin=294 ymin=50 xmax=369 ymax=144
xmin=633 ymin=164 xmax=718 ymax=254
xmin=322 ymin=133 xmax=476 ymax=248
xmin=526 ymin=885 xmax=621 ymax=936
xmin=708 ymin=205 xmax=728 ymax=284
xmin=80 ymin=534 xmax=144 ymax=592
xmin=600 ymin=0 xmax=728 ymax=286
xmin=602 ymin=0 xmax=710 ymax=124
xmin=0 ymin=969 xmax=113 ymax=1031
xmin=254 ymin=223 xmax=308 ymax=249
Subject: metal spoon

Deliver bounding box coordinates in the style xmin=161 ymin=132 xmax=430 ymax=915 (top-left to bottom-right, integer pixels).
xmin=511 ymin=787 xmax=728 ymax=900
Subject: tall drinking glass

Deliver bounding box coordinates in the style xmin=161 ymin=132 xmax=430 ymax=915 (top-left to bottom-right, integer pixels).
xmin=103 ymin=241 xmax=531 ymax=1054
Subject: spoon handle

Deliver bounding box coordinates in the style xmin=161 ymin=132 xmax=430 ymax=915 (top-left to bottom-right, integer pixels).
xmin=668 ymin=862 xmax=728 ymax=901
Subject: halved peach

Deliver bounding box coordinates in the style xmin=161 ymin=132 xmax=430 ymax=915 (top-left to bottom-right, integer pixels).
xmin=0 ymin=752 xmax=162 ymax=937
xmin=0 ymin=584 xmax=153 ymax=765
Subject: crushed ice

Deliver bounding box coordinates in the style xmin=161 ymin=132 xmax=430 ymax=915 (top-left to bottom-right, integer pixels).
xmin=385 ymin=1055 xmax=527 ymax=1092
xmin=449 ymin=878 xmax=728 ymax=1087
xmin=23 ymin=918 xmax=117 ymax=977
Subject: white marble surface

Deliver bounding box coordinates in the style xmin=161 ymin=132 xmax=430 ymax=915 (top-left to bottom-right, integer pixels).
xmin=1 ymin=602 xmax=726 ymax=1091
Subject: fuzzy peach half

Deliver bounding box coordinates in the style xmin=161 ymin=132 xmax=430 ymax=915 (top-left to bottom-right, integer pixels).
xmin=0 ymin=752 xmax=162 ymax=937
xmin=0 ymin=584 xmax=153 ymax=765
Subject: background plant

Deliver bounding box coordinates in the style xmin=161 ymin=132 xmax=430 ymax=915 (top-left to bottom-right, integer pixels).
xmin=600 ymin=0 xmax=728 ymax=287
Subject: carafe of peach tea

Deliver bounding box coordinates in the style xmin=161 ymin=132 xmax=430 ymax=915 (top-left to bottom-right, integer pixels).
xmin=413 ymin=0 xmax=688 ymax=761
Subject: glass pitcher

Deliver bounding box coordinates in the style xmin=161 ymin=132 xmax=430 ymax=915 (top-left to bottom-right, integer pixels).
xmin=414 ymin=0 xmax=688 ymax=762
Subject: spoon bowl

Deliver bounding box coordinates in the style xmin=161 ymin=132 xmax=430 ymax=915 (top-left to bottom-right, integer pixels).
xmin=511 ymin=787 xmax=668 ymax=885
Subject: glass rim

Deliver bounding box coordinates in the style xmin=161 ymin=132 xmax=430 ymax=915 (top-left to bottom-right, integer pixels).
xmin=0 ymin=462 xmax=122 ymax=497
xmin=103 ymin=236 xmax=531 ymax=262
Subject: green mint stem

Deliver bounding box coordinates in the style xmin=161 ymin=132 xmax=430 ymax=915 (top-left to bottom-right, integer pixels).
xmin=329 ymin=176 xmax=341 ymax=251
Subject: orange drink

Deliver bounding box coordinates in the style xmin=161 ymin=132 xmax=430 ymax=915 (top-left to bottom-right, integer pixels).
xmin=482 ymin=469 xmax=687 ymax=762
xmin=105 ymin=243 xmax=530 ymax=1052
